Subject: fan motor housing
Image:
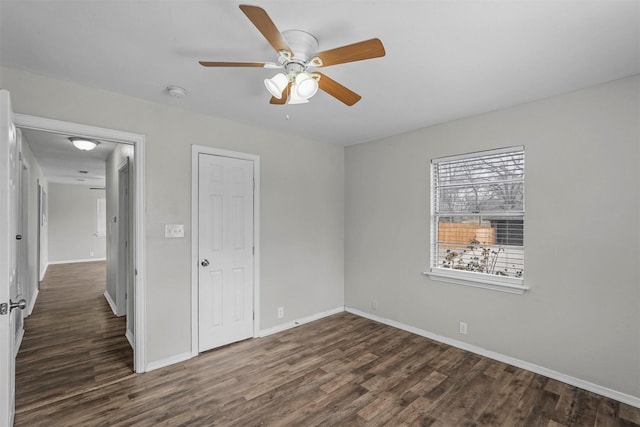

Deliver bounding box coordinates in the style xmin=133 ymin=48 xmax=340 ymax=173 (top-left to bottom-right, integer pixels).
xmin=281 ymin=30 xmax=319 ymax=63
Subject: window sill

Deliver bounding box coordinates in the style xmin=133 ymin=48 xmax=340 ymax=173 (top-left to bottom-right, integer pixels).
xmin=423 ymin=268 xmax=528 ymax=294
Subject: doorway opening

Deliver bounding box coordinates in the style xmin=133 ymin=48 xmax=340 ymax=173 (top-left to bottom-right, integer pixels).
xmin=13 ymin=113 xmax=146 ymax=376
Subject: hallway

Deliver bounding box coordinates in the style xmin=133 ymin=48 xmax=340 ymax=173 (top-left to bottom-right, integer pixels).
xmin=15 ymin=261 xmax=133 ymax=415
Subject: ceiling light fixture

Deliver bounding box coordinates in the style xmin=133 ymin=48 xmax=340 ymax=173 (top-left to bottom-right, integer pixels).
xmin=264 ymin=73 xmax=289 ymax=99
xmin=70 ymin=137 xmax=99 ymax=151
xmin=287 ymin=84 xmax=310 ymax=105
xmin=264 ymin=67 xmax=320 ymax=104
xmin=294 ymin=72 xmax=319 ymax=98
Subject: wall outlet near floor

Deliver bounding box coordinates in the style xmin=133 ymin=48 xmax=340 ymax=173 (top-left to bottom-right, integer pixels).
xmin=277 ymin=307 xmax=284 ymax=319
xmin=90 ymin=251 xmax=94 ymax=257
xmin=459 ymin=321 xmax=468 ymax=335
xmin=371 ymin=299 xmax=379 ymax=311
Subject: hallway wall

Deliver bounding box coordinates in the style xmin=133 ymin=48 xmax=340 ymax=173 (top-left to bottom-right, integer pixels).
xmin=47 ymin=183 xmax=106 ymax=263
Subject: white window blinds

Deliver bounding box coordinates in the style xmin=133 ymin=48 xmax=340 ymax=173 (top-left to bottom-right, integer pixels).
xmin=431 ymin=147 xmax=524 ymax=280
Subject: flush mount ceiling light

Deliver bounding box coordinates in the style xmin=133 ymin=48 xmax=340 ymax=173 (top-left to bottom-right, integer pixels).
xmin=70 ymin=137 xmax=99 ymax=151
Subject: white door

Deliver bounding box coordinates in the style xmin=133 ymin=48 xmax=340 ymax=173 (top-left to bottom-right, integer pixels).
xmin=198 ymin=154 xmax=254 ymax=352
xmin=117 ymin=158 xmax=129 ymax=318
xmin=1 ymin=90 xmax=23 ymax=427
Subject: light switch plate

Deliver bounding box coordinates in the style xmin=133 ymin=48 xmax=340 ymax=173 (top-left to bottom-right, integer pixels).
xmin=165 ymin=224 xmax=184 ymax=238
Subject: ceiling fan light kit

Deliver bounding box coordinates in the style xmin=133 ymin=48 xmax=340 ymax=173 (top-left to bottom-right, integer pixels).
xmin=264 ymin=73 xmax=289 ymax=98
xmin=294 ymin=72 xmax=319 ymax=98
xmin=199 ymin=5 xmax=386 ymax=106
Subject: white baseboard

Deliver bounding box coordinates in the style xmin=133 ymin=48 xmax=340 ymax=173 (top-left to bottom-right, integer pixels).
xmin=26 ymin=289 xmax=39 ymax=317
xmin=103 ymin=290 xmax=117 ymax=316
xmin=259 ymin=306 xmax=345 ymax=337
xmin=345 ymin=307 xmax=640 ymax=409
xmin=14 ymin=328 xmax=24 ymax=357
xmin=39 ymin=263 xmax=48 ymax=281
xmin=145 ymin=352 xmax=192 ymax=372
xmin=125 ymin=329 xmax=134 ymax=350
xmin=48 ymin=258 xmax=106 ymax=265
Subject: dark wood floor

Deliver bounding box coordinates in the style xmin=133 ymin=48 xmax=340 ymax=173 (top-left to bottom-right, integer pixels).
xmin=14 ymin=262 xmax=640 ymax=426
xmin=15 ymin=261 xmax=133 ymax=417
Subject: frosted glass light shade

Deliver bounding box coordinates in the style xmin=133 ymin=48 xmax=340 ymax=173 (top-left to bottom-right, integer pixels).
xmin=294 ymin=72 xmax=318 ymax=98
xmin=287 ymin=85 xmax=310 ymax=104
xmin=264 ymin=73 xmax=289 ymax=99
xmin=70 ymin=137 xmax=99 ymax=151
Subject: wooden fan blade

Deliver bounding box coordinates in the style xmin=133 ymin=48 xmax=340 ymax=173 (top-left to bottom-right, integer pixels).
xmin=239 ymin=5 xmax=292 ymax=55
xmin=315 ymin=38 xmax=385 ymax=67
xmin=270 ymin=82 xmax=291 ymax=105
xmin=316 ymin=73 xmax=361 ymax=106
xmin=199 ymin=61 xmax=270 ymax=67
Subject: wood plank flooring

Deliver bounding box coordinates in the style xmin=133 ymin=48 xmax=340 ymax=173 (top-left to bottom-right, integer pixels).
xmin=14 ymin=262 xmax=640 ymax=426
xmin=15 ymin=261 xmax=133 ymax=413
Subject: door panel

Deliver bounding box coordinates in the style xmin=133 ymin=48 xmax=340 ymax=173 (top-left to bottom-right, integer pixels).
xmin=1 ymin=89 xmax=19 ymax=427
xmin=198 ymin=154 xmax=254 ymax=352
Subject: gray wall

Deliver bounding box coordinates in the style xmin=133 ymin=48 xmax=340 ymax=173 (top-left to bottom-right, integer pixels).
xmin=345 ymin=75 xmax=640 ymax=399
xmin=47 ymin=183 xmax=107 ymax=263
xmin=1 ymin=67 xmax=345 ymax=364
xmin=6 ymin=64 xmax=637 ymax=402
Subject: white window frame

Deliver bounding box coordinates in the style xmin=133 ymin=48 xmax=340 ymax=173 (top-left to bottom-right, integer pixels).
xmin=424 ymin=146 xmax=528 ymax=294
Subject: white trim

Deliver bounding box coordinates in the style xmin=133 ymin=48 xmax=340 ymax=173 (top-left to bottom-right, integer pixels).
xmin=431 ymin=145 xmax=525 ymax=164
xmin=26 ymin=289 xmax=38 ymax=317
xmin=145 ymin=352 xmax=192 ymax=372
xmin=103 ymin=290 xmax=117 ymax=316
xmin=13 ymin=114 xmax=147 ymax=373
xmin=14 ymin=329 xmax=24 ymax=358
xmin=39 ymin=262 xmax=47 ymax=282
xmin=345 ymin=307 xmax=640 ymax=409
xmin=190 ymin=145 xmax=261 ymax=358
xmin=424 ymin=269 xmax=528 ymax=294
xmin=48 ymin=258 xmax=107 ymax=265
xmin=125 ymin=329 xmax=134 ymax=350
xmin=260 ymin=307 xmax=345 ymax=337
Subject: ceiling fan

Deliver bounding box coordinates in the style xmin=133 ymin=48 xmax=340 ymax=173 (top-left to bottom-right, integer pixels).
xmin=199 ymin=4 xmax=386 ymax=106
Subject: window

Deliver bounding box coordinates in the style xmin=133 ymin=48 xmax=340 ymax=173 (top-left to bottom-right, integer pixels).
xmin=425 ymin=147 xmax=526 ymax=294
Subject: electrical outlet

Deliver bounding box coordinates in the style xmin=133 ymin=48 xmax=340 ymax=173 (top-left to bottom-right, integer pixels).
xmin=90 ymin=251 xmax=94 ymax=257
xmin=459 ymin=321 xmax=468 ymax=335
xmin=371 ymin=299 xmax=378 ymax=311
xmin=277 ymin=307 xmax=284 ymax=319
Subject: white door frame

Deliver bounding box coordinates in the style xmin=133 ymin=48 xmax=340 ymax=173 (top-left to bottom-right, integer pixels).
xmin=13 ymin=113 xmax=148 ymax=373
xmin=190 ymin=145 xmax=260 ymax=356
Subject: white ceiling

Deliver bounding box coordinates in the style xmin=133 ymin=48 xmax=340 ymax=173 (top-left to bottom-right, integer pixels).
xmin=2 ymin=0 xmax=639 ymax=150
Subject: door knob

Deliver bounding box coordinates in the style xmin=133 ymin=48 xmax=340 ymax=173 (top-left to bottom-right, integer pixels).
xmin=200 ymin=259 xmax=210 ymax=267
xmin=10 ymin=299 xmax=26 ymax=311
